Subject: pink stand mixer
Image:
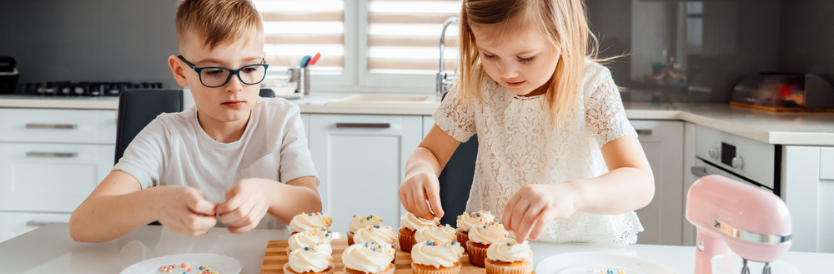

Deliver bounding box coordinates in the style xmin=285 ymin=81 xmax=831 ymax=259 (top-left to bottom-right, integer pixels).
xmin=686 ymin=175 xmax=792 ymax=274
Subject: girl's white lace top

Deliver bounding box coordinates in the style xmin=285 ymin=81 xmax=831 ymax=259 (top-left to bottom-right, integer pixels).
xmin=433 ymin=61 xmax=643 ymax=247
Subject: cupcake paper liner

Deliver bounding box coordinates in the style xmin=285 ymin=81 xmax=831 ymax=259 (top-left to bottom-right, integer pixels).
xmin=455 ymin=230 xmax=469 ymax=253
xmin=466 ymin=240 xmax=488 ymax=267
xmin=398 ymin=227 xmax=415 ymax=253
xmin=344 ymin=263 xmax=395 ymax=274
xmin=484 ymin=259 xmax=533 ymax=274
xmin=411 ymin=262 xmax=462 ymax=274
xmin=283 ymin=262 xmax=335 ymax=274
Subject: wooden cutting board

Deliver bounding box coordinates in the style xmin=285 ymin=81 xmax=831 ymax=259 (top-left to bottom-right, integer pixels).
xmin=261 ymin=239 xmax=484 ymax=274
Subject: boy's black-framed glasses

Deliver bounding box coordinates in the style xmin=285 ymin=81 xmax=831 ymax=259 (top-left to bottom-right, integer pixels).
xmin=177 ymin=55 xmax=269 ymax=88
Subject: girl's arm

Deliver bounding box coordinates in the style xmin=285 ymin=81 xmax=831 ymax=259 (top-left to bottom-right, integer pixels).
xmin=504 ymin=134 xmax=654 ymax=242
xmin=69 ymin=170 xmax=218 ymax=243
xmin=216 ymin=176 xmax=322 ymax=234
xmin=398 ymin=124 xmax=462 ymax=219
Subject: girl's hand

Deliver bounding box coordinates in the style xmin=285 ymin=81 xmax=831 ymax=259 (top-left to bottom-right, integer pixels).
xmin=216 ymin=178 xmax=272 ymax=234
xmin=399 ymin=171 xmax=444 ymax=220
xmin=502 ymin=182 xmax=582 ymax=243
xmin=154 ymin=186 xmax=218 ymax=237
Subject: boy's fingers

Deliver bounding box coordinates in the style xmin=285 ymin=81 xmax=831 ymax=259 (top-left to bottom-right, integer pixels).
xmin=216 ymin=191 xmax=248 ymax=214
xmin=220 ymin=200 xmax=254 ymax=225
xmin=413 ymin=190 xmax=432 ymax=219
xmin=187 ymin=195 xmax=217 ymax=216
xmin=510 ymin=199 xmax=530 ymax=235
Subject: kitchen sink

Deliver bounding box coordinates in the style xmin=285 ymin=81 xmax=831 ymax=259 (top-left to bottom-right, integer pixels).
xmin=326 ymin=94 xmax=440 ymax=107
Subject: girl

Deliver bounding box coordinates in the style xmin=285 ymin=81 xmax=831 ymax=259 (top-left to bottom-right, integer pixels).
xmin=398 ymin=0 xmax=654 ymax=246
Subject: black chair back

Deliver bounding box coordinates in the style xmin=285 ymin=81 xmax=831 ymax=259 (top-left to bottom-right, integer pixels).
xmin=437 ymin=93 xmax=478 ymax=227
xmin=115 ymin=89 xmax=184 ymax=164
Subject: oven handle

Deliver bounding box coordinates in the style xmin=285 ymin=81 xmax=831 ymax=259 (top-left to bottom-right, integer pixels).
xmin=691 ymin=166 xmax=708 ymax=178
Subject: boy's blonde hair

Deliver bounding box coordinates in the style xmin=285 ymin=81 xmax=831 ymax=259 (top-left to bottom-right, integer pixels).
xmin=458 ymin=0 xmax=603 ymax=120
xmin=176 ymin=0 xmax=264 ymax=53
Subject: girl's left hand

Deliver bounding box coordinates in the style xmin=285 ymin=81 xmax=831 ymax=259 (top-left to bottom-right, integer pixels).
xmin=216 ymin=178 xmax=273 ymax=234
xmin=502 ymin=182 xmax=583 ymax=243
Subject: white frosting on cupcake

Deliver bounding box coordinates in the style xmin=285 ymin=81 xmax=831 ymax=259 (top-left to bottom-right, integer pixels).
xmin=288 ymin=229 xmax=332 ymax=253
xmin=468 ymin=222 xmax=507 ymax=245
xmin=348 ymin=215 xmax=384 ymax=233
xmin=400 ymin=213 xmax=439 ymax=231
xmin=290 ymin=212 xmax=333 ymax=232
xmin=354 ymin=225 xmax=398 ymax=245
xmin=486 ymin=238 xmax=533 ymax=263
xmin=411 ymin=241 xmax=464 ymax=268
xmin=456 ymin=211 xmax=495 ymax=231
xmin=342 ymin=242 xmax=395 ymax=273
xmin=415 ymin=225 xmax=456 ymax=243
xmin=288 ymin=244 xmax=334 ymax=273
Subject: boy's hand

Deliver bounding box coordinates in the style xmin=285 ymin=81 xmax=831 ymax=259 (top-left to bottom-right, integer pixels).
xmin=399 ymin=171 xmax=444 ymax=220
xmin=216 ymin=178 xmax=272 ymax=234
xmin=154 ymin=186 xmax=218 ymax=237
xmin=502 ymin=183 xmax=582 ymax=243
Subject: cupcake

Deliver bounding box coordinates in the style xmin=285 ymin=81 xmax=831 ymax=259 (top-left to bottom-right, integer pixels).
xmin=354 ymin=225 xmax=399 ymax=264
xmin=283 ymin=244 xmax=335 ymax=274
xmin=287 ymin=229 xmax=332 ymax=256
xmin=466 ymin=222 xmax=508 ymax=267
xmin=411 ymin=240 xmax=465 ymax=274
xmin=456 ymin=211 xmax=495 ymax=252
xmin=342 ymin=241 xmax=396 ymax=274
xmin=347 ymin=215 xmax=383 ymax=245
xmin=415 ymin=225 xmax=457 ymax=243
xmin=484 ymin=238 xmax=533 ymax=274
xmin=290 ymin=212 xmax=333 ymax=235
xmin=399 ymin=213 xmax=440 ymax=252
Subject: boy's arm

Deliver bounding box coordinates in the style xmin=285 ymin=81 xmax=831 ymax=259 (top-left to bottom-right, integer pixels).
xmin=69 ymin=170 xmax=218 ymax=242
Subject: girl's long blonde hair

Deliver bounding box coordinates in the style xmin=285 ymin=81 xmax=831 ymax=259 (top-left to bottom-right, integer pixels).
xmin=457 ymin=0 xmax=603 ymax=120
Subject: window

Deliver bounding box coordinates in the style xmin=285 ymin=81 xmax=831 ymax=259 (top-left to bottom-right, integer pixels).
xmin=256 ymin=0 xmax=462 ymax=93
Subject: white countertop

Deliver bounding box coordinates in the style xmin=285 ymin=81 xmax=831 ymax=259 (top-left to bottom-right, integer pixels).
xmin=2 ymin=94 xmax=834 ymax=145
xmin=0 ymin=224 xmax=829 ymax=274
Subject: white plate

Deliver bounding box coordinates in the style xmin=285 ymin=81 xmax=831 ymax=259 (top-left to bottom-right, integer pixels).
xmin=120 ymin=253 xmax=242 ymax=274
xmin=535 ymin=252 xmax=677 ymax=274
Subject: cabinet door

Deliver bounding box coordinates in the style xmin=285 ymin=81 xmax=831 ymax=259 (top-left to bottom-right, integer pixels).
xmin=309 ymin=114 xmax=422 ymax=230
xmin=0 ymin=143 xmax=113 ymax=212
xmin=422 ymin=116 xmax=435 ymax=138
xmin=630 ymin=120 xmax=684 ymax=246
xmin=783 ymin=146 xmax=834 ymax=252
xmin=0 ymin=212 xmax=71 ymax=243
xmin=0 ymin=109 xmax=117 ymax=144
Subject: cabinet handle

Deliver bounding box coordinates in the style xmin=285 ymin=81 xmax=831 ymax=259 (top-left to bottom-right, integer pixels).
xmin=635 ymin=129 xmax=653 ymax=136
xmin=26 ymin=152 xmax=78 ymax=158
xmin=25 ymin=123 xmax=77 ymax=129
xmin=26 ymin=220 xmax=62 ymax=227
xmin=335 ymin=123 xmax=391 ymax=129
xmin=691 ymin=166 xmax=708 ymax=178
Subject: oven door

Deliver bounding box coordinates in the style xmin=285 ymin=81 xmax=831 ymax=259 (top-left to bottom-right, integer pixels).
xmin=690 ymin=157 xmax=776 ymax=195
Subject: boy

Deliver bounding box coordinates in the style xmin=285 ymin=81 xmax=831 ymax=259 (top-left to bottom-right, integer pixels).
xmin=69 ymin=0 xmax=321 ymax=242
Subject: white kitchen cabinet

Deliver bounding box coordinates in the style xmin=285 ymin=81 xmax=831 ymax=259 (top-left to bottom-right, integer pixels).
xmin=0 ymin=108 xmax=115 ymax=242
xmin=422 ymin=116 xmax=434 ymax=138
xmin=308 ymin=114 xmax=423 ymax=231
xmin=630 ymin=120 xmax=685 ymax=246
xmin=0 ymin=211 xmax=71 ymax=243
xmin=0 ymin=143 xmax=113 ymax=212
xmin=783 ymin=146 xmax=834 ymax=253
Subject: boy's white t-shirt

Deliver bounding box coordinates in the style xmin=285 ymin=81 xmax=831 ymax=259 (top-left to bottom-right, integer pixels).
xmin=113 ymin=97 xmax=318 ymax=230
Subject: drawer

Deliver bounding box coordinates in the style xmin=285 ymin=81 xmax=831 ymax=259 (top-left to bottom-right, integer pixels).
xmin=0 ymin=108 xmax=117 ymax=144
xmin=0 ymin=143 xmax=113 ymax=212
xmin=0 ymin=211 xmax=71 ymax=243
xmin=822 ymin=147 xmax=834 ymax=180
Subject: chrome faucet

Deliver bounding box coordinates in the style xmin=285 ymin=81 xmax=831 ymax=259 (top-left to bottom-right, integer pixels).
xmin=437 ymin=16 xmax=459 ymax=97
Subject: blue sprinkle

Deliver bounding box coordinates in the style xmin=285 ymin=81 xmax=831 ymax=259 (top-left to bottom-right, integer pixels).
xmin=466 ymin=228 xmax=470 ymax=232
xmin=304 ymin=246 xmax=309 ymax=251
xmin=200 ymin=266 xmax=204 ymax=270
xmin=373 ymin=248 xmax=377 ymax=252
xmin=476 ymin=213 xmax=481 ymax=217
xmin=365 ymin=243 xmax=370 ymax=247
xmin=428 ymin=242 xmax=434 ymax=246
xmin=372 ymin=241 xmax=376 ymax=245
xmin=325 ymin=233 xmax=330 ymax=237
xmin=451 ymin=242 xmax=456 ymax=246
xmin=507 ymin=242 xmax=511 ymax=246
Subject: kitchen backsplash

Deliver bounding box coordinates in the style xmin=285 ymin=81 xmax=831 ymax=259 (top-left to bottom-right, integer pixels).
xmin=2 ymin=0 xmax=833 ymax=103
